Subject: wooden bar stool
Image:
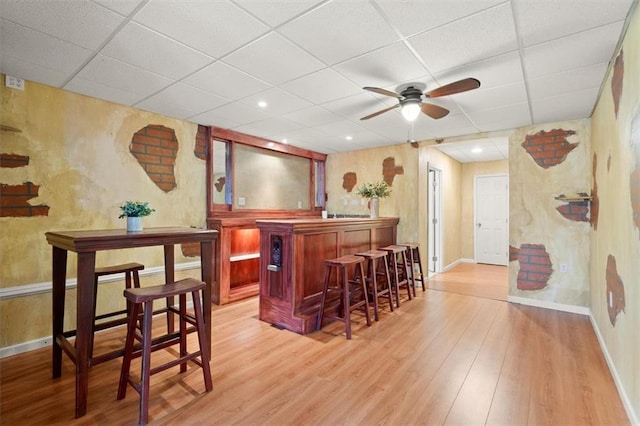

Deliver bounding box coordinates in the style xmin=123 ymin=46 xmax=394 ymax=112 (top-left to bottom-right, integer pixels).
xmin=380 ymin=245 xmax=413 ymax=307
xmin=317 ymin=255 xmax=371 ymax=339
xmin=399 ymin=243 xmax=426 ymax=295
xmin=89 ymin=262 xmax=144 ymax=361
xmin=355 ymin=249 xmax=394 ymax=321
xmin=117 ymin=278 xmax=212 ymax=425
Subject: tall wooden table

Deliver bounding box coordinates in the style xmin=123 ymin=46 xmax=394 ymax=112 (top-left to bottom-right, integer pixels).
xmin=45 ymin=227 xmax=217 ymax=418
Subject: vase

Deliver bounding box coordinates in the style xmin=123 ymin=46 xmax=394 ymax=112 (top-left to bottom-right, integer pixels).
xmin=127 ymin=216 xmax=143 ymax=232
xmin=369 ymin=197 xmax=379 ymax=218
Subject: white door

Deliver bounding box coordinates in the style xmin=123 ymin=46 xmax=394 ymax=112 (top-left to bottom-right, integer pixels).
xmin=428 ymin=167 xmax=443 ymax=274
xmin=474 ymin=175 xmax=508 ymax=265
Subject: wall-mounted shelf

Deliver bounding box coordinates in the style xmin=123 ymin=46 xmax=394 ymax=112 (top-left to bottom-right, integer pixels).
xmin=554 ymin=192 xmax=592 ymax=202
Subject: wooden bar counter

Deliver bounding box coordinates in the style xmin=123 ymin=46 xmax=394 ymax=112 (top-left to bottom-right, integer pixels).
xmin=256 ymin=217 xmax=398 ymax=334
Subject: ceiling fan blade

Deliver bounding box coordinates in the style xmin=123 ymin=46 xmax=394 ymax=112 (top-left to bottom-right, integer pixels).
xmin=360 ymin=104 xmax=399 ymax=120
xmin=425 ymin=78 xmax=481 ymax=98
xmin=421 ymin=102 xmax=449 ymax=119
xmin=363 ymin=86 xmax=402 ymax=98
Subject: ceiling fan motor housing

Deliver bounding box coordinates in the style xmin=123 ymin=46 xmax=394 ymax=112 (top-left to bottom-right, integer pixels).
xmin=400 ymin=86 xmax=423 ymax=106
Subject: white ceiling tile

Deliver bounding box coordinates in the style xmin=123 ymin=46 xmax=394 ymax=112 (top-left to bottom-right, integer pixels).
xmin=0 ymin=54 xmax=70 ymax=88
xmin=134 ymin=1 xmax=270 ymax=58
xmin=523 ymin=21 xmax=624 ymax=79
xmin=182 ymin=62 xmax=271 ymax=100
xmin=64 ymin=76 xmax=144 ymax=106
xmin=321 ymin=92 xmax=389 ymax=121
xmin=0 ymin=19 xmax=92 ymax=77
xmin=278 ymin=1 xmax=399 ymax=65
xmin=407 ymin=3 xmax=518 ymax=73
xmin=223 ymin=32 xmax=325 ymax=85
xmin=528 ymin=62 xmax=609 ymax=100
xmin=0 ymin=0 xmax=124 ymax=49
xmin=513 ymin=0 xmax=633 ymax=47
xmin=92 ymin=0 xmax=147 ymax=16
xmin=205 ymin=101 xmax=273 ymax=127
xmin=101 ymin=23 xmax=214 ymax=79
xmin=136 ymin=83 xmax=230 ymax=120
xmin=433 ymin=51 xmax=524 ymax=90
xmin=239 ymin=87 xmax=312 ymax=115
xmin=375 ymin=0 xmax=504 ymax=38
xmin=233 ymin=117 xmax=304 ymax=138
xmin=189 ymin=110 xmax=244 ymax=129
xmin=281 ymin=68 xmax=362 ymax=104
xmin=333 ymin=42 xmax=428 ymax=90
xmin=467 ymin=103 xmax=531 ymax=128
xmin=433 ymin=136 xmax=509 ymax=162
xmin=532 ymin=88 xmax=599 ymax=124
xmin=283 ymin=106 xmax=343 ymax=127
xmin=233 ymin=0 xmax=325 ymax=27
xmin=455 ymin=82 xmax=528 ymax=112
xmin=67 ymin=54 xmax=173 ymax=100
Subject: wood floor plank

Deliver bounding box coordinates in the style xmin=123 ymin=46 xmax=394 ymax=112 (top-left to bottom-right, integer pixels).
xmin=0 ymin=264 xmax=629 ymax=425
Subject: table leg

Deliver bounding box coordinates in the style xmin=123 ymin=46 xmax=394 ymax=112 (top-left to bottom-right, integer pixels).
xmin=164 ymin=245 xmax=175 ymax=334
xmin=75 ymin=251 xmax=96 ymax=418
xmin=200 ymin=240 xmax=213 ymax=352
xmin=52 ymin=247 xmax=67 ymax=379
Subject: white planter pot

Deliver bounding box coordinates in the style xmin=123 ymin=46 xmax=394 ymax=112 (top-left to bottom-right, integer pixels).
xmin=370 ymin=197 xmax=379 ymax=218
xmin=127 ymin=216 xmax=143 ymax=232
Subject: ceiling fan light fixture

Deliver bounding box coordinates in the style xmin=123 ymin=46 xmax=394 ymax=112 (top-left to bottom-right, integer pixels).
xmin=401 ymin=100 xmax=421 ymax=122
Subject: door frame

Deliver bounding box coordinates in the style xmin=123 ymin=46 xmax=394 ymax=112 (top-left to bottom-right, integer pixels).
xmin=428 ymin=164 xmax=443 ymax=275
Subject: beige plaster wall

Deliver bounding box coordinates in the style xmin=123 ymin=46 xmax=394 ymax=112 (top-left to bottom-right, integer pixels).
xmin=326 ymin=143 xmax=419 ymax=244
xmin=0 ymin=79 xmax=206 ymax=347
xmin=461 ymin=160 xmax=509 ymax=260
xmin=590 ymin=3 xmax=640 ymax=419
xmin=509 ymin=119 xmax=591 ymax=306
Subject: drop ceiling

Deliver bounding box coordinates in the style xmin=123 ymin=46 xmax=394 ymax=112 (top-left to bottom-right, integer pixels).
xmin=0 ymin=0 xmax=635 ymax=155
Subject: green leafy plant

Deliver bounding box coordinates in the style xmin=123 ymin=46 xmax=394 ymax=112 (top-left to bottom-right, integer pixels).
xmin=118 ymin=201 xmax=155 ymax=218
xmin=356 ymin=181 xmax=391 ymax=199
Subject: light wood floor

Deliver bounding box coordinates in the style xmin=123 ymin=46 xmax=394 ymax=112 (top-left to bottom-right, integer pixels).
xmin=1 ymin=265 xmax=629 ymax=425
xmin=427 ymin=262 xmax=508 ymax=301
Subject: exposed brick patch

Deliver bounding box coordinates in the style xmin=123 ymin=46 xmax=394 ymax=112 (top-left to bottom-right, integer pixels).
xmin=606 ymin=254 xmax=625 ymax=326
xmin=591 ymin=154 xmax=599 ymax=230
xmin=509 ymin=245 xmax=520 ymax=262
xmin=516 ymin=243 xmax=553 ymax=290
xmin=214 ymin=176 xmax=225 ymax=192
xmin=343 ymin=172 xmax=357 ymax=192
xmin=521 ymin=129 xmax=578 ymax=169
xmin=612 ymin=50 xmax=623 ymax=118
xmin=0 ymin=153 xmax=29 ymax=168
xmin=382 ymin=157 xmax=404 ymax=186
xmin=556 ymin=201 xmax=589 ymax=222
xmin=181 ymin=242 xmax=201 ymax=258
xmin=194 ymin=124 xmax=208 ymax=161
xmin=130 ymin=125 xmax=178 ymax=192
xmin=0 ymin=182 xmax=49 ymax=217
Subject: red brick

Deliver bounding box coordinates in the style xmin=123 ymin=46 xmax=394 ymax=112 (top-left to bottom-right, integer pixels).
xmin=145 ymin=164 xmax=174 ymax=175
xmin=132 ymin=134 xmax=160 ymax=146
xmin=146 ymin=145 xmax=175 ymax=157
xmin=0 ymin=153 xmax=29 ymax=168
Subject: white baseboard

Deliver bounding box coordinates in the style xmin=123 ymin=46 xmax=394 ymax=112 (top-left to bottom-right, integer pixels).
xmin=442 ymin=258 xmax=476 ymax=272
xmin=589 ymin=312 xmax=639 ymax=425
xmin=507 ymin=295 xmax=590 ymax=316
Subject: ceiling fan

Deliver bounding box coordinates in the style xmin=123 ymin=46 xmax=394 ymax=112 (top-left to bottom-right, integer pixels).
xmin=360 ymin=77 xmax=481 ymax=122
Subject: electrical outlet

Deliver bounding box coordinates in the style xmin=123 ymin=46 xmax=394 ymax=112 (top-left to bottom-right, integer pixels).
xmin=6 ymin=75 xmax=24 ymax=90
xmin=560 ymin=263 xmax=568 ymax=273
xmin=297 ymin=200 xmax=303 ymax=209
xmin=238 ymin=196 xmax=245 ymax=206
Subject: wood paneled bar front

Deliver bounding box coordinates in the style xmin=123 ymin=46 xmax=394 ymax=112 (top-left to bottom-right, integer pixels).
xmin=256 ymin=217 xmax=399 ymax=334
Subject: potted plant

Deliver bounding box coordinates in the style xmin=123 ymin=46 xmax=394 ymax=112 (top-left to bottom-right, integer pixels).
xmin=356 ymin=181 xmax=391 ymax=218
xmin=119 ymin=201 xmax=155 ymax=232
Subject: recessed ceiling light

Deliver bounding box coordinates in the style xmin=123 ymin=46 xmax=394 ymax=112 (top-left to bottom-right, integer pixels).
xmin=346 ymin=136 xmax=353 ymax=141
xmin=472 ymin=147 xmax=483 ymax=153
xmin=282 ymin=139 xmax=288 ymax=144
xmin=258 ymin=101 xmax=267 ymax=108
